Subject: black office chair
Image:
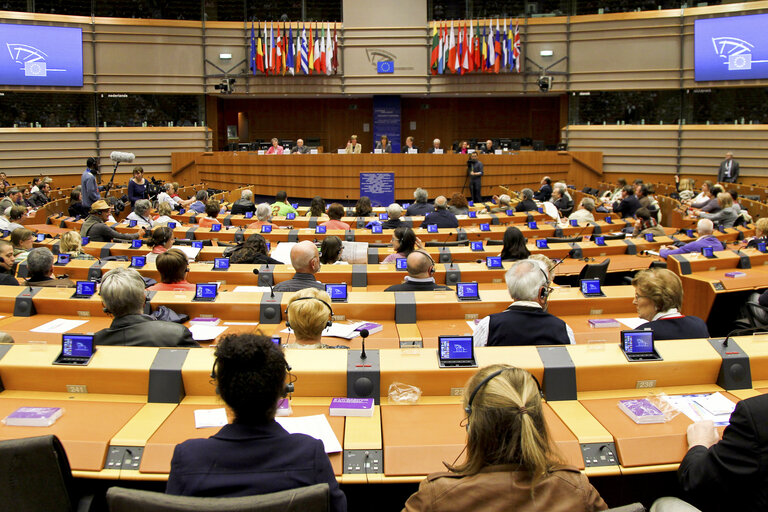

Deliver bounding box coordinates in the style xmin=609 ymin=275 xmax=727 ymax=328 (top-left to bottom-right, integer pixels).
xmin=546 ymin=236 xmax=581 ymax=244
xmin=424 ymin=240 xmax=469 ymax=247
xmin=578 ymin=258 xmax=610 ymax=283
xmin=106 ymin=484 xmax=330 ymax=512
xmin=744 ymin=292 xmax=768 ymax=328
xmin=0 ymin=435 xmax=96 ymax=512
xmin=595 ymin=233 xmax=626 ymax=241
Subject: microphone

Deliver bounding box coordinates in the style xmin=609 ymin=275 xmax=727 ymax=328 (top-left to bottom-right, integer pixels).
xmin=720 ymin=325 xmax=768 ymax=348
xmin=110 ymin=151 xmax=135 ymax=163
xmin=359 ymin=328 xmax=369 ymax=360
xmin=254 ymin=268 xmax=275 ymax=298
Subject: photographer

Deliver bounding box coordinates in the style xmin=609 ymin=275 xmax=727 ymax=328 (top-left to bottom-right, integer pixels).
xmin=467 ymin=152 xmax=484 ymax=203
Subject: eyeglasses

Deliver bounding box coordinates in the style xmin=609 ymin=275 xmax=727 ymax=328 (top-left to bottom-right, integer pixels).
xmin=634 ymin=294 xmax=649 ymax=301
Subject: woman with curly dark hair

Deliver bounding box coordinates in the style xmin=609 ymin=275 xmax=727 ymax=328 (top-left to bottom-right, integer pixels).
xmin=500 ymin=226 xmax=531 ymax=262
xmin=307 ymin=196 xmax=327 ymax=218
xmin=355 ymin=196 xmax=373 ymax=217
xmin=225 ymin=234 xmax=282 ymax=265
xmin=166 ymin=333 xmax=347 ymax=511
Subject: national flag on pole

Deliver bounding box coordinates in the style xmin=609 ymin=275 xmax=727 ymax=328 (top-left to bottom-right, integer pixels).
xmin=502 ymin=19 xmax=508 ymax=70
xmin=481 ymin=24 xmax=487 ymax=71
xmin=263 ymin=22 xmax=270 ymax=75
xmin=319 ymin=25 xmax=326 ymax=74
xmin=308 ymin=24 xmax=315 ymax=73
xmin=474 ymin=21 xmax=481 ymax=71
xmin=466 ymin=20 xmax=474 ymax=72
xmin=447 ymin=21 xmax=456 ymax=73
xmin=493 ymin=20 xmax=501 ymax=73
xmin=437 ymin=23 xmax=445 ymax=74
xmin=300 ymin=25 xmax=309 ymax=74
xmin=455 ymin=23 xmax=462 ymax=74
xmin=430 ymin=22 xmax=439 ymax=75
xmin=250 ymin=21 xmax=256 ymax=75
xmin=270 ymin=23 xmax=276 ymax=73
xmin=461 ymin=24 xmax=469 ymax=73
xmin=276 ymin=25 xmax=283 ymax=75
xmin=332 ymin=25 xmax=339 ymax=73
xmin=512 ymin=20 xmax=521 ymax=72
xmin=506 ymin=21 xmax=513 ymax=71
xmin=325 ymin=23 xmax=333 ymax=75
xmin=287 ymin=25 xmax=295 ymax=75
xmin=487 ymin=22 xmax=495 ymax=71
xmin=256 ymin=25 xmax=265 ymax=73
xmin=313 ymin=24 xmax=322 ymax=72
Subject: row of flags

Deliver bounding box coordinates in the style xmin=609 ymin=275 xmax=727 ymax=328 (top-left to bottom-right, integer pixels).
xmin=430 ymin=19 xmax=521 ymax=75
xmin=249 ymin=21 xmax=339 ymax=76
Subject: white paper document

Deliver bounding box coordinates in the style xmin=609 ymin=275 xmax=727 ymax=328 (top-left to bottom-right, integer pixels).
xmin=31 ymin=318 xmax=89 ymax=333
xmin=282 ymin=322 xmax=361 ymax=339
xmin=661 ymin=393 xmax=736 ymax=427
xmin=222 ymin=321 xmax=260 ymax=326
xmin=340 ymin=241 xmax=369 ymax=264
xmin=276 ymin=414 xmax=342 ymax=453
xmin=269 ymin=242 xmax=295 ymax=265
xmin=194 ymin=408 xmax=228 ymax=428
xmin=616 ymin=318 xmax=647 ymax=329
xmin=175 ymin=246 xmax=201 ymax=261
xmin=232 ymin=286 xmax=273 ymax=293
xmin=189 ymin=325 xmax=228 ymax=341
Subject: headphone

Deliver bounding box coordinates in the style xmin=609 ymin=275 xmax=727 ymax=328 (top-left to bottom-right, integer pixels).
xmin=285 ymin=296 xmax=334 ymax=329
xmin=464 ymin=367 xmax=544 ymax=429
xmin=537 ymin=266 xmax=552 ymax=302
xmin=413 ymin=250 xmax=435 ymax=275
xmin=210 ymin=355 xmax=296 ymax=397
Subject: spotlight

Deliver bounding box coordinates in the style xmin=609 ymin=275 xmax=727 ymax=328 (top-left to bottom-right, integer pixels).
xmin=537 ymin=76 xmax=552 ymax=92
xmin=214 ymin=78 xmax=236 ymax=94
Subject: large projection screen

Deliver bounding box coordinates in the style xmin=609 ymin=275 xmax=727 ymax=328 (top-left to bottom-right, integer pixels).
xmin=0 ymin=23 xmax=84 ymax=86
xmin=694 ymin=13 xmax=768 ymax=82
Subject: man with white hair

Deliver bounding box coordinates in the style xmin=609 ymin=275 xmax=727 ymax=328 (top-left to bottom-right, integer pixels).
xmin=291 ymin=138 xmax=310 ymax=154
xmin=486 ymin=194 xmax=513 ymax=214
xmin=421 ymin=196 xmax=459 ymax=229
xmin=231 ymin=189 xmax=256 ymax=216
xmin=273 ymin=240 xmax=325 ymax=292
xmin=246 ymin=203 xmax=273 ymax=230
xmin=659 ymin=219 xmax=724 ymax=259
xmin=569 ymin=198 xmax=596 ymax=223
xmin=382 ymin=203 xmax=404 ymax=229
xmin=427 ymin=139 xmax=443 ymax=154
xmin=406 ymin=188 xmax=433 ymax=217
xmin=473 ymin=259 xmax=574 ymax=347
xmin=515 ymin=189 xmax=537 ymax=212
xmin=94 ymin=267 xmax=198 ymax=347
xmin=24 ymin=247 xmax=75 ymax=288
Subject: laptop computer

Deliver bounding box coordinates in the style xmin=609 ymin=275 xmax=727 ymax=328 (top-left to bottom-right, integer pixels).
xmin=580 ymin=278 xmax=605 ymax=297
xmin=53 ymin=333 xmax=96 ymax=366
xmin=193 ymin=283 xmax=219 ymax=302
xmin=456 ymin=282 xmax=480 ymax=301
xmin=438 ymin=336 xmax=477 ymax=368
xmin=620 ymin=330 xmax=662 ymax=362
xmin=72 ymin=281 xmax=96 ymax=299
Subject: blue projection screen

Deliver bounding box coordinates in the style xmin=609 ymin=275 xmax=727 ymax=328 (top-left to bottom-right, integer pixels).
xmin=0 ymin=23 xmax=83 ymax=86
xmin=694 ymin=13 xmax=768 ymax=82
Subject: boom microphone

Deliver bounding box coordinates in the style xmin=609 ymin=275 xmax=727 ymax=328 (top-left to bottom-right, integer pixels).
xmin=110 ymin=151 xmax=135 ymax=163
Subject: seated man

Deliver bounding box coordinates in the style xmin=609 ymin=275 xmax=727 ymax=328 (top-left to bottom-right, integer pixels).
xmin=382 ymin=203 xmax=404 ymax=229
xmin=0 ymin=240 xmax=18 ymax=286
xmin=533 ymin=177 xmax=552 ymax=202
xmin=291 ymin=138 xmax=311 ymax=154
xmin=421 ymin=196 xmax=459 ymax=229
xmin=659 ymin=219 xmax=724 ymax=259
xmin=23 ymin=247 xmax=75 ymax=288
xmin=655 ymin=394 xmax=768 ymax=512
xmin=230 ymin=189 xmax=256 ymax=216
xmin=272 ymin=240 xmax=324 ymax=292
xmin=427 ymin=138 xmax=442 ymax=153
xmin=405 ymin=188 xmax=433 ymax=217
xmin=246 ymin=203 xmax=274 ymax=230
xmin=30 ymin=182 xmax=51 ymax=207
xmin=271 ymin=190 xmax=297 ymax=217
xmin=0 ymin=188 xmax=24 ymax=213
xmin=383 ymin=251 xmax=451 ymax=292
xmin=189 ymin=190 xmax=208 ymax=214
xmin=515 ymin=189 xmax=537 ymax=212
xmin=80 ymin=200 xmax=143 ymax=243
xmin=473 ymin=259 xmax=574 ymax=346
xmin=612 ymin=184 xmax=641 ymax=218
xmin=479 ymin=139 xmax=496 ymax=154
xmin=95 ymin=267 xmax=198 ymax=347
xmin=569 ymin=198 xmax=596 ymax=223
xmin=487 ymin=194 xmax=513 ymax=214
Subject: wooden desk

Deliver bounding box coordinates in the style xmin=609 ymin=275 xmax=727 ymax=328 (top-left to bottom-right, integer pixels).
xmin=140 ymin=400 xmax=345 ymax=476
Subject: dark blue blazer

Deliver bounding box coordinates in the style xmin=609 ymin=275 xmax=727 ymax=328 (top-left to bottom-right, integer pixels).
xmin=166 ymin=421 xmax=347 ymax=512
xmin=635 ymin=316 xmax=709 ymax=341
xmin=421 ymin=209 xmax=459 ymax=229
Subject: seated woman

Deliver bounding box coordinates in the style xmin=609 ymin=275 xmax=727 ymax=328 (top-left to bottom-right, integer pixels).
xmin=246 ymin=203 xmax=274 ymax=230
xmin=59 ymin=231 xmax=95 ymax=260
xmin=68 ymin=187 xmax=90 ymax=219
xmin=382 ymin=226 xmax=419 ymax=264
xmin=166 ymin=333 xmax=346 ymax=510
xmin=225 ymin=234 xmax=282 ymax=265
xmin=197 ymin=200 xmax=222 ymax=228
xmin=698 ymin=192 xmax=738 ymax=229
xmin=632 ymin=268 xmax=709 ymax=340
xmin=11 ymin=228 xmax=34 ymax=262
xmin=284 ymin=288 xmax=338 ymax=349
xmin=126 ymin=199 xmax=154 ymax=229
xmin=147 ymin=248 xmax=196 ymax=292
xmin=153 ymin=202 xmax=176 ymax=225
xmin=500 ymin=226 xmax=531 ymax=262
xmin=306 ymin=196 xmax=327 ymax=218
xmin=631 ymin=207 xmax=665 ymax=238
xmin=320 ymin=236 xmax=346 ymax=265
xmin=146 ymin=227 xmax=174 ymax=263
xmin=355 ymin=196 xmax=372 ymax=217
xmin=320 ymin=203 xmax=351 ymax=231
xmin=403 ymin=365 xmax=607 ymax=512
xmin=745 ymin=217 xmax=768 ymax=249
xmin=447 ymin=193 xmax=469 ymax=216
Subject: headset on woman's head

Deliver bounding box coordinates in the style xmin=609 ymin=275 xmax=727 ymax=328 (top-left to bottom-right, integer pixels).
xmin=464 ymin=367 xmax=544 ymax=430
xmin=284 ymin=296 xmax=334 ymax=329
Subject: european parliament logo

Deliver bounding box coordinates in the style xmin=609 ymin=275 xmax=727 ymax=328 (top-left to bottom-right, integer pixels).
xmin=710 ymin=37 xmax=764 ymax=71
xmin=6 ymin=43 xmax=66 ymax=77
xmin=0 ymin=24 xmax=83 ymax=86
xmin=694 ymin=14 xmax=768 ymax=81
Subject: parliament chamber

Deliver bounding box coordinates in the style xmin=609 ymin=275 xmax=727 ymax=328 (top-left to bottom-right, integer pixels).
xmin=2 ymin=0 xmax=768 ymax=510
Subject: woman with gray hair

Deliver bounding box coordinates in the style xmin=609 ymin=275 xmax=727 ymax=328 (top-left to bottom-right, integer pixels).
xmin=126 ymin=199 xmax=153 ymax=228
xmin=95 ymin=267 xmax=198 ymax=347
xmin=247 ymin=203 xmax=274 ymax=230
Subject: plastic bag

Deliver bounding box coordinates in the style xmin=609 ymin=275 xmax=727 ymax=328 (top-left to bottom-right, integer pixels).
xmin=387 ymin=382 xmax=422 ymax=404
xmin=647 ymin=392 xmax=682 ymax=422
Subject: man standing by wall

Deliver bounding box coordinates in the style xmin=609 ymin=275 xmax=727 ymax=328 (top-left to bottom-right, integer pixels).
xmin=81 ymin=157 xmax=100 ymax=208
xmin=717 ymin=151 xmax=739 ymax=184
xmin=467 ymin=152 xmax=484 ymax=203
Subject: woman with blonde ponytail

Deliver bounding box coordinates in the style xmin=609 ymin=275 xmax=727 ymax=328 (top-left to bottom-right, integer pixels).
xmin=402 ymin=365 xmax=607 ymax=512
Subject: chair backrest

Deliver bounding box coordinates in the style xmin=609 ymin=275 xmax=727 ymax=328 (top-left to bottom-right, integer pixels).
xmin=745 ymin=292 xmax=768 ymax=327
xmin=0 ymin=435 xmax=75 ymax=512
xmin=546 ymin=236 xmax=581 ymax=244
xmin=579 ymin=258 xmax=610 ymax=282
xmin=606 ymin=503 xmax=646 ymax=512
xmin=106 ymin=484 xmax=330 ymax=512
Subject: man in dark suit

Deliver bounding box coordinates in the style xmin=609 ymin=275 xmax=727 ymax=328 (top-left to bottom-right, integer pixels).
xmin=467 ymin=152 xmax=484 ymax=203
xmin=230 ymin=189 xmax=256 ymax=216
xmin=94 ymin=267 xmax=199 ymax=347
xmin=660 ymin=394 xmax=768 ymax=512
xmin=717 ymin=151 xmax=739 ymax=184
xmin=290 ymin=138 xmax=311 ymax=154
xmin=421 ymin=196 xmax=459 ymax=229
xmin=533 ymin=176 xmax=552 ymax=201
xmin=384 ymin=251 xmax=450 ymax=292
xmin=612 ymin=184 xmax=641 ymax=218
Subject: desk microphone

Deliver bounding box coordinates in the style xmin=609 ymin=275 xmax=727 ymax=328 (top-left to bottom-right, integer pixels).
xmin=253 ymin=268 xmax=275 ymax=298
xmin=359 ymin=328 xmax=369 ymax=360
xmin=720 ymin=325 xmax=768 ymax=348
